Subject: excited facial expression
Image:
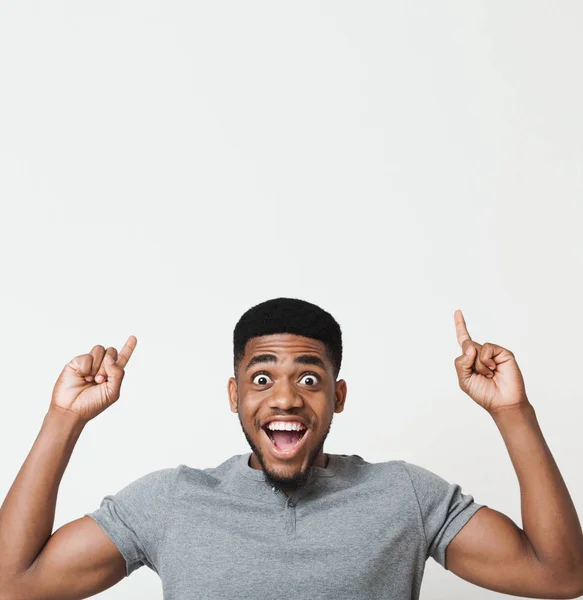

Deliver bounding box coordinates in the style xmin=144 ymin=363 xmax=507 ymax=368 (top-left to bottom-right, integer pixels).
xmin=228 ymin=334 xmax=347 ymax=493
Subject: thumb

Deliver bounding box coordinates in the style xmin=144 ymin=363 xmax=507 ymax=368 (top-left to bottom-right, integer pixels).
xmin=455 ymin=344 xmax=476 ymax=388
xmin=102 ymin=355 xmax=125 ymax=389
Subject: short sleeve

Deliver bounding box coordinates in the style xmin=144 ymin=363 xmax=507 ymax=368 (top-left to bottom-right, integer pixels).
xmin=402 ymin=461 xmax=487 ymax=570
xmin=85 ymin=466 xmax=180 ymax=577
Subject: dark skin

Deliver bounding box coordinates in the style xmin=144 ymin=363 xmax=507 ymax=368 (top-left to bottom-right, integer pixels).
xmin=226 ymin=322 xmax=583 ymax=598
xmin=227 ymin=333 xmax=347 ymax=495
xmin=1 ymin=323 xmax=582 ymax=599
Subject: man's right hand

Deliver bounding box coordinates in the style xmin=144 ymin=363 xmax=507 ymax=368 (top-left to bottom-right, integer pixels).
xmin=50 ymin=336 xmax=138 ymax=422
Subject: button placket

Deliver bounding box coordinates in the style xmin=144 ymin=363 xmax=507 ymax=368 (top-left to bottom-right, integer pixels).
xmin=270 ymin=487 xmax=298 ymax=534
xmin=285 ymin=495 xmax=296 ymax=534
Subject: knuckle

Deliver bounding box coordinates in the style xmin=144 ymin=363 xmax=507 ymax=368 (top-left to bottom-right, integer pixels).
xmin=75 ymin=354 xmax=92 ymax=369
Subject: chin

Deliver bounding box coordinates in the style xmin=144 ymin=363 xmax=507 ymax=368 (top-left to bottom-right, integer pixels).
xmin=265 ymin=460 xmax=308 ymax=482
xmin=239 ymin=415 xmax=333 ymax=490
xmin=257 ymin=443 xmax=310 ymax=481
xmin=268 ymin=472 xmax=309 ymax=494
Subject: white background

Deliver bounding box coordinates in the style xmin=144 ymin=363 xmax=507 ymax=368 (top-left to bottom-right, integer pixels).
xmin=1 ymin=2 xmax=582 ymax=598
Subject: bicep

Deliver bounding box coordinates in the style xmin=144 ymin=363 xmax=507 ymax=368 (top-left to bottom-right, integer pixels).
xmin=446 ymin=507 xmax=574 ymax=598
xmin=10 ymin=516 xmax=126 ymax=600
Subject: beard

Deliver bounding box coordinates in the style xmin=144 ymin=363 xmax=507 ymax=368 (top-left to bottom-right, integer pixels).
xmin=237 ymin=396 xmax=332 ymax=495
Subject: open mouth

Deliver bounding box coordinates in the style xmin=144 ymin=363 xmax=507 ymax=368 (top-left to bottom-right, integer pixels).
xmin=262 ymin=424 xmax=308 ymax=454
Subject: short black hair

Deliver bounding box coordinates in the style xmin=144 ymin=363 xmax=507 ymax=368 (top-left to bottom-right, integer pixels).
xmin=233 ymin=297 xmax=343 ymax=380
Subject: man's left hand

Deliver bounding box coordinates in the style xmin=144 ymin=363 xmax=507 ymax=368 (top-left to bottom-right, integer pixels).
xmin=454 ymin=310 xmax=529 ymax=415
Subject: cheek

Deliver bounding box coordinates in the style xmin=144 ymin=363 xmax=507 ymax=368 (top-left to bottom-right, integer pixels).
xmin=308 ymin=395 xmax=334 ymax=424
xmin=236 ymin=394 xmax=263 ymax=423
xmin=238 ymin=389 xmax=264 ymax=409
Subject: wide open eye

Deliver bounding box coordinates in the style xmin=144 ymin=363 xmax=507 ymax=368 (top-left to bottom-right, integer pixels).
xmin=252 ymin=372 xmax=272 ymax=386
xmin=299 ymin=372 xmax=320 ymax=386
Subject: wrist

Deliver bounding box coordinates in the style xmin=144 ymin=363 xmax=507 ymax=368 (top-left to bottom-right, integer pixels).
xmin=490 ymin=399 xmax=537 ymax=428
xmin=46 ymin=404 xmax=88 ymax=434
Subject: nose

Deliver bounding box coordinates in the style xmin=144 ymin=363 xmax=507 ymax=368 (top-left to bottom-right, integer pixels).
xmin=268 ymin=379 xmax=304 ymax=411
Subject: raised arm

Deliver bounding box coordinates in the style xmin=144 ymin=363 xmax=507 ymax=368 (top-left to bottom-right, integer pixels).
xmin=0 ymin=338 xmax=137 ymax=600
xmin=445 ymin=311 xmax=583 ymax=599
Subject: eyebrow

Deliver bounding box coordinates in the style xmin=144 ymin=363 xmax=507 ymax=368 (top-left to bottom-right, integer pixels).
xmin=245 ymin=353 xmax=327 ymax=372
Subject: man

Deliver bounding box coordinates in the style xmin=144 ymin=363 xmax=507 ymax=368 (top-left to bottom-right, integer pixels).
xmin=0 ymin=297 xmax=582 ymax=599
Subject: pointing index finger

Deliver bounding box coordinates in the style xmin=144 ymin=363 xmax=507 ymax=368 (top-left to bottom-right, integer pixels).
xmin=454 ymin=310 xmax=471 ymax=348
xmin=117 ymin=335 xmax=138 ymax=369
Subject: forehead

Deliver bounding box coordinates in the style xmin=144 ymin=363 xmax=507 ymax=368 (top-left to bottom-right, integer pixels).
xmin=244 ymin=333 xmax=327 ymax=358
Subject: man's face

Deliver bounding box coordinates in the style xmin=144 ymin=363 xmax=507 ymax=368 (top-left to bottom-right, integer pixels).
xmin=228 ymin=333 xmax=347 ymax=492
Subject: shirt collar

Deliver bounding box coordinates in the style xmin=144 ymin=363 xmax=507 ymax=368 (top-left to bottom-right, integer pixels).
xmin=236 ymin=451 xmax=337 ymax=481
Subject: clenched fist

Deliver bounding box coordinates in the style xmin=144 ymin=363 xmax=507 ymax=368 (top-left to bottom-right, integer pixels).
xmin=50 ymin=336 xmax=137 ymax=422
xmin=453 ymin=311 xmax=528 ymax=415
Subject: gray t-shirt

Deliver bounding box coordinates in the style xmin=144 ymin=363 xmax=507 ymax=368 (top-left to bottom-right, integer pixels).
xmin=86 ymin=452 xmax=486 ymax=599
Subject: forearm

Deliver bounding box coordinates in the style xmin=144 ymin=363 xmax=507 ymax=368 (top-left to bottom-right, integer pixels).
xmin=491 ymin=401 xmax=583 ymax=577
xmin=0 ymin=406 xmax=86 ymax=580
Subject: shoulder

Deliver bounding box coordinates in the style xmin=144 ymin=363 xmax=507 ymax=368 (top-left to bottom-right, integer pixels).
xmin=331 ymin=454 xmax=412 ymax=488
xmin=101 ymin=465 xmax=183 ymax=510
xmin=174 ymin=454 xmax=242 ymax=491
xmin=133 ymin=465 xmax=183 ymax=486
xmin=398 ymin=460 xmax=465 ymax=497
xmin=332 ymin=453 xmax=406 ymax=473
xmin=125 ymin=465 xmax=183 ymax=491
xmin=330 ymin=455 xmax=456 ymax=498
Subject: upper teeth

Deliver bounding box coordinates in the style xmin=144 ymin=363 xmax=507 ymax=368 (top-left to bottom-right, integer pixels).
xmin=266 ymin=421 xmax=306 ymax=431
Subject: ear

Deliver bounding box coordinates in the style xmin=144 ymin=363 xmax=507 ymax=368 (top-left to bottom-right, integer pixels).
xmin=333 ymin=379 xmax=347 ymax=414
xmin=228 ymin=377 xmax=238 ymax=413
